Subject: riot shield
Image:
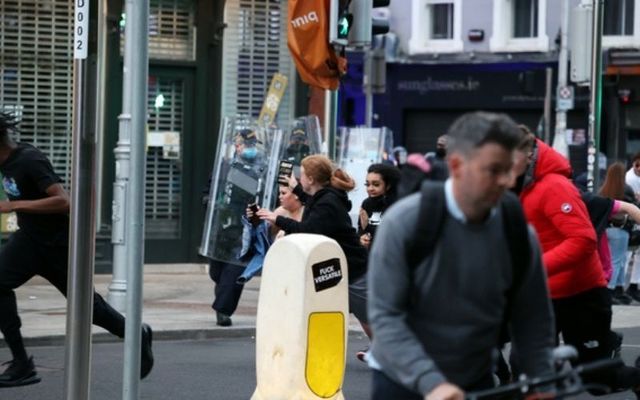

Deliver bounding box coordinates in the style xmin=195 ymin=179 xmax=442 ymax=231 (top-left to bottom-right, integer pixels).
xmin=258 ymin=115 xmax=324 ymax=211
xmin=337 ymin=126 xmax=394 ymax=227
xmin=280 ymin=115 xmax=323 ymax=178
xmin=199 ymin=116 xmax=279 ymax=264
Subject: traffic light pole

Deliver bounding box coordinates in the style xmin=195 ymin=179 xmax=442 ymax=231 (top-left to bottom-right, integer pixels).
xmin=325 ymin=89 xmax=339 ymax=160
xmin=553 ymin=0 xmax=570 ymax=156
xmin=587 ymin=0 xmax=604 ymax=192
xmin=120 ymin=0 xmax=149 ymax=399
xmin=364 ymin=50 xmax=373 ymax=127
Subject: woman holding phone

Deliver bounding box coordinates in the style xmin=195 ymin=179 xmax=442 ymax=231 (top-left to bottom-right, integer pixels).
xmin=256 ymin=155 xmax=371 ymax=349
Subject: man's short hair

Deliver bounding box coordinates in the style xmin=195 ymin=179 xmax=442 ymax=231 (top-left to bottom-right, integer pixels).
xmin=446 ymin=111 xmax=522 ymax=156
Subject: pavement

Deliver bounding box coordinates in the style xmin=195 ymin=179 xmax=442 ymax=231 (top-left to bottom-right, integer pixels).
xmin=10 ymin=263 xmax=366 ymax=347
xmin=10 ymin=263 xmax=640 ymax=347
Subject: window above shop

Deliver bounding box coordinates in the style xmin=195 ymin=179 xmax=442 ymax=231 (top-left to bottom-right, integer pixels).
xmin=602 ymin=0 xmax=640 ymax=48
xmin=490 ymin=0 xmax=549 ymax=52
xmin=408 ymin=0 xmax=463 ymax=54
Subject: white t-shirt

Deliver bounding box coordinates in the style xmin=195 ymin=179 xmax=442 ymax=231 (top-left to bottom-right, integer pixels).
xmin=626 ymin=168 xmax=640 ymax=195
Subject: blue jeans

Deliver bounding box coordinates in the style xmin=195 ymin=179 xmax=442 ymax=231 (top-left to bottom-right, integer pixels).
xmin=606 ymin=227 xmax=629 ymax=289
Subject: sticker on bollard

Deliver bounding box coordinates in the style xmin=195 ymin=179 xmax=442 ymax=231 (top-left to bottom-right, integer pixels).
xmin=251 ymin=234 xmax=348 ymax=400
xmin=312 ymin=258 xmax=343 ymax=292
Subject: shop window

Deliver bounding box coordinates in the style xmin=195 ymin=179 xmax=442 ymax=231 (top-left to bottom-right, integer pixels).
xmin=408 ymin=0 xmax=463 ymax=54
xmin=602 ymin=0 xmax=640 ymax=48
xmin=490 ymin=0 xmax=548 ymax=52
xmin=513 ymin=0 xmax=538 ymax=38
xmin=430 ymin=2 xmax=454 ymax=39
xmin=604 ymin=0 xmax=634 ymax=36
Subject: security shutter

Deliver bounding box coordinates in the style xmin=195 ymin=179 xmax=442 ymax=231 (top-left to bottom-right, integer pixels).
xmin=146 ymin=76 xmax=184 ymax=238
xmin=0 ymin=0 xmax=73 ymax=186
xmin=121 ymin=0 xmax=196 ymax=61
xmin=221 ymin=0 xmax=295 ymax=125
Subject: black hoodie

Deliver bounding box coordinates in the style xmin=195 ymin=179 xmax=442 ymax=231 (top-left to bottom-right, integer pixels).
xmin=275 ymin=185 xmax=367 ymax=282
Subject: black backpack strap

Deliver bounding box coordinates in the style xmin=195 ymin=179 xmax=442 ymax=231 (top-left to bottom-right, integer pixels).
xmin=407 ymin=180 xmax=446 ymax=269
xmin=499 ymin=191 xmax=530 ymax=341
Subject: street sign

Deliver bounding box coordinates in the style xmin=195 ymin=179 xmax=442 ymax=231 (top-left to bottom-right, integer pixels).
xmin=74 ymin=0 xmax=89 ymax=59
xmin=557 ymin=85 xmax=574 ymax=111
xmin=258 ymin=73 xmax=289 ymax=126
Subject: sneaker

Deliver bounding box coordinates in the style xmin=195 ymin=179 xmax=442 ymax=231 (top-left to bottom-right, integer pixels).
xmin=614 ymin=287 xmax=633 ymax=305
xmin=140 ymin=323 xmax=154 ymax=379
xmin=216 ymin=311 xmax=232 ymax=327
xmin=618 ymin=293 xmax=634 ymax=305
xmin=611 ymin=294 xmax=623 ymax=306
xmin=628 ymin=286 xmax=640 ymax=303
xmin=356 ymin=347 xmax=369 ymax=363
xmin=0 ymin=356 xmax=41 ymax=387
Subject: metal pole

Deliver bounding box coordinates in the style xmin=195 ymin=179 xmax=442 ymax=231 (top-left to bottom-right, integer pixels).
xmin=553 ymin=0 xmax=570 ymax=155
xmin=94 ymin=0 xmax=108 ymax=231
xmin=543 ymin=67 xmax=553 ymax=144
xmin=64 ymin=1 xmax=95 ymax=398
xmin=107 ymin=0 xmax=133 ymax=312
xmin=122 ymin=0 xmax=149 ymax=398
xmin=587 ymin=0 xmax=604 ymax=192
xmin=324 ymin=89 xmax=339 ymax=160
xmin=364 ymin=51 xmax=373 ymax=128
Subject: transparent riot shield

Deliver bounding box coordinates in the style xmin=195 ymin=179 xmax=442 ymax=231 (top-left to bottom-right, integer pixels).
xmin=337 ymin=126 xmax=394 ymax=227
xmin=199 ymin=116 xmax=279 ymax=264
xmin=280 ymin=115 xmax=323 ymax=178
xmin=259 ymin=115 xmax=324 ymax=211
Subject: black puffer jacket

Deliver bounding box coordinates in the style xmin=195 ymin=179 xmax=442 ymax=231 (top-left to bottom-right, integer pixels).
xmin=275 ymin=185 xmax=368 ymax=282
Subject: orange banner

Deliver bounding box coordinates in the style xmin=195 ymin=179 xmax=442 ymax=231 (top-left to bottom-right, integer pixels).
xmin=287 ymin=0 xmax=347 ymax=90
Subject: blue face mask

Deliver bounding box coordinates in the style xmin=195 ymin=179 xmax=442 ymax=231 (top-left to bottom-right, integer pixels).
xmin=241 ymin=147 xmax=258 ymax=161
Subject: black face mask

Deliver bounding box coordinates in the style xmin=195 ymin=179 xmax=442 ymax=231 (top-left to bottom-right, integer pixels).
xmin=435 ymin=148 xmax=446 ymax=158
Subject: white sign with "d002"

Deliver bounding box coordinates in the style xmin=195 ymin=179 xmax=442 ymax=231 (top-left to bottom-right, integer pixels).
xmin=74 ymin=0 xmax=89 ymax=59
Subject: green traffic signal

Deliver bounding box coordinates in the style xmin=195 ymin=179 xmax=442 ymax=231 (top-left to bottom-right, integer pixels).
xmin=337 ymin=14 xmax=352 ymax=39
xmin=339 ymin=17 xmax=349 ymax=36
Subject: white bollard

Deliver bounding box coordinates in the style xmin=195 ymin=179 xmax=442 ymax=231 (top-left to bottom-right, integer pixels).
xmin=251 ymin=234 xmax=349 ymax=400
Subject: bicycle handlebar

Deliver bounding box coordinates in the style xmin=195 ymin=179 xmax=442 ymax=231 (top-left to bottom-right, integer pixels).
xmin=465 ymin=357 xmax=624 ymax=400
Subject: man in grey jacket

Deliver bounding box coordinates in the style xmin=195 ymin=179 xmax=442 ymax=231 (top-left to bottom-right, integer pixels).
xmin=367 ymin=112 xmax=555 ymax=400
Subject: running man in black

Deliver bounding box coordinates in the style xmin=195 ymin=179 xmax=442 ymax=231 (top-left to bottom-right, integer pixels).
xmin=0 ymin=112 xmax=154 ymax=387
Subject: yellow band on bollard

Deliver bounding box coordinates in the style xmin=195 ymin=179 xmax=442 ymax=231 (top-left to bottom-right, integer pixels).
xmin=305 ymin=312 xmax=345 ymax=398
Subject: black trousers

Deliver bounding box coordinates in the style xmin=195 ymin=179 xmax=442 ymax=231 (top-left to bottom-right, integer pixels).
xmin=208 ymin=260 xmax=245 ymax=316
xmin=554 ymin=286 xmax=640 ymax=392
xmin=0 ymin=230 xmax=125 ymax=357
xmin=371 ymin=369 xmax=494 ymax=400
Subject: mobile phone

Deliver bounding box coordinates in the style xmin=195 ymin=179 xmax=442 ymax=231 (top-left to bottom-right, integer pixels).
xmin=278 ymin=160 xmax=294 ymax=185
xmin=248 ymin=203 xmax=261 ymax=226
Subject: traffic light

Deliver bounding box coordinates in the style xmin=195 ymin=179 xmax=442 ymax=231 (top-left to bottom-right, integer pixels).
xmin=347 ymin=0 xmax=390 ymax=48
xmin=330 ymin=0 xmax=353 ymax=46
xmin=371 ymin=0 xmax=390 ymax=36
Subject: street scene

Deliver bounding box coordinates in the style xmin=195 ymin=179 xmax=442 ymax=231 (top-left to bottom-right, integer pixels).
xmin=2 ymin=0 xmax=640 ymax=399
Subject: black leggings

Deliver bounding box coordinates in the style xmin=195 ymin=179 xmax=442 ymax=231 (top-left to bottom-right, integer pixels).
xmin=0 ymin=230 xmax=125 ymax=358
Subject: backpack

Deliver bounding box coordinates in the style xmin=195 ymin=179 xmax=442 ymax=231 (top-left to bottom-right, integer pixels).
xmin=406 ymin=181 xmax=531 ymax=330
